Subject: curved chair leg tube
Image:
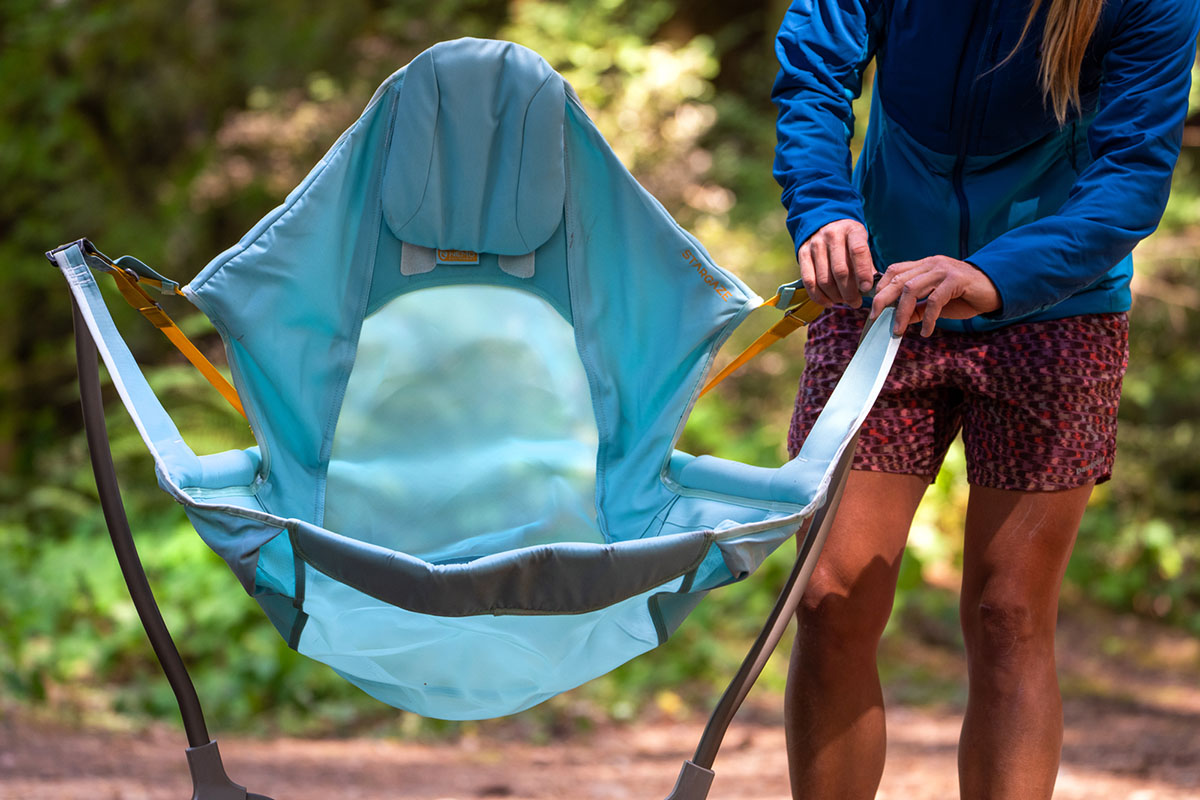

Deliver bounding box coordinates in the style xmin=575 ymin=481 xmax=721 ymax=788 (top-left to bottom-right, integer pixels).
xmin=664 ymin=432 xmax=859 ymax=800
xmin=664 ymin=312 xmax=885 ymax=800
xmin=73 ymin=298 xmax=211 ymax=748
xmin=73 ymin=299 xmax=274 ymax=800
xmin=698 ymin=434 xmax=857 ymax=765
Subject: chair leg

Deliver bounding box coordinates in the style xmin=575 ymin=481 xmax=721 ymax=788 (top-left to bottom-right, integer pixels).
xmin=72 ymin=299 xmax=274 ymax=800
xmin=664 ymin=432 xmax=860 ymax=799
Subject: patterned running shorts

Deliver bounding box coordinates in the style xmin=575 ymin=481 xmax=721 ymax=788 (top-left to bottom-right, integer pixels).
xmin=787 ymin=306 xmax=1130 ymax=492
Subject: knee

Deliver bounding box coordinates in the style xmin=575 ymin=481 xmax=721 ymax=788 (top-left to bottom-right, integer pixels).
xmin=960 ymin=590 xmax=1054 ymax=673
xmin=796 ymin=558 xmax=896 ymax=656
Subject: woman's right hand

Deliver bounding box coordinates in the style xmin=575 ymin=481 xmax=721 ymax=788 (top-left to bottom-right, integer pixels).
xmin=797 ymin=219 xmax=876 ymax=308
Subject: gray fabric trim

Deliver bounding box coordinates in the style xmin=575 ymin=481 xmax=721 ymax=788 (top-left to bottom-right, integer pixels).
xmin=400 ymin=242 xmax=437 ymax=275
xmin=287 ymin=519 xmax=713 ymax=617
xmin=182 ymin=506 xmax=281 ymax=596
xmin=649 ymin=589 xmax=706 ymax=645
xmin=286 ymin=549 xmax=308 ymax=649
xmin=256 ymin=592 xmax=304 ymax=645
xmin=498 ymin=252 xmax=535 ymax=278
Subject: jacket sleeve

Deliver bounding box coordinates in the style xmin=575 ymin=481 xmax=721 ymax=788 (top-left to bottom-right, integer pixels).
xmin=772 ymin=0 xmax=884 ymax=252
xmin=968 ymin=0 xmax=1200 ymax=321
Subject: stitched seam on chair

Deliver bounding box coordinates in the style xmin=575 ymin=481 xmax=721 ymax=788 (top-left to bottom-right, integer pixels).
xmin=385 ymin=58 xmax=438 ymax=236
xmin=514 ymin=72 xmax=560 ymax=253
xmin=660 ymin=472 xmax=815 ymax=515
xmin=637 ymin=494 xmax=680 ymax=541
xmin=657 ymin=295 xmax=759 ymax=493
xmin=183 ymin=287 xmax=274 ymax=489
xmin=562 ymin=104 xmax=612 ymax=543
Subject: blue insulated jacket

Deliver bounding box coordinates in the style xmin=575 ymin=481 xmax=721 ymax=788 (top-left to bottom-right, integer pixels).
xmin=772 ymin=0 xmax=1200 ymax=331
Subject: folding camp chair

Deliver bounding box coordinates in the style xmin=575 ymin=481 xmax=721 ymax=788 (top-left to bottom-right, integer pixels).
xmin=49 ymin=38 xmax=900 ymax=800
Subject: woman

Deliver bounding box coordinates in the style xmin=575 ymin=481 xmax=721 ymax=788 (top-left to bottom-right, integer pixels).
xmin=771 ymin=1 xmax=1198 ymax=798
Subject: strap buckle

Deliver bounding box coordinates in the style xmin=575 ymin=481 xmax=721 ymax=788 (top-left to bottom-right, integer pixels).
xmin=772 ymin=279 xmax=806 ymax=310
xmin=49 ymin=237 xmax=246 ymax=419
xmin=45 ymin=237 xmax=101 ymax=267
xmin=47 ymin=238 xmax=181 ymax=295
xmin=769 ymin=280 xmax=824 ymax=326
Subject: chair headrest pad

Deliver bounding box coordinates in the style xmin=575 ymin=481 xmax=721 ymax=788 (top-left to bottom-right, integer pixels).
xmin=382 ymin=38 xmax=567 ymax=256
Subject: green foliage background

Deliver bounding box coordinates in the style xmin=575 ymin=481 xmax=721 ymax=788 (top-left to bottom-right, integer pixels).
xmin=1 ymin=0 xmax=1197 ymax=736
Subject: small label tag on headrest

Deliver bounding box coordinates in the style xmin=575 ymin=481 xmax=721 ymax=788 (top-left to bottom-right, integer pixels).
xmin=436 ymin=249 xmax=480 ymax=265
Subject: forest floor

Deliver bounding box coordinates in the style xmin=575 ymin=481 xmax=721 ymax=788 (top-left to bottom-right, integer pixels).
xmin=2 ymin=603 xmax=1198 ymax=800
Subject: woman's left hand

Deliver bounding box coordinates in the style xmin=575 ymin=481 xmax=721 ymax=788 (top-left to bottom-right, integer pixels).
xmin=869 ymin=256 xmax=1002 ymax=336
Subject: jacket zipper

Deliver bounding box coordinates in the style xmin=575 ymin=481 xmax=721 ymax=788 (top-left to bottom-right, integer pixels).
xmin=952 ymin=3 xmax=1002 ymax=260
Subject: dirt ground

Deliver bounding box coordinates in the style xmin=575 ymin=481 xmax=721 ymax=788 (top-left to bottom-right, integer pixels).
xmin=2 ymin=607 xmax=1198 ymax=800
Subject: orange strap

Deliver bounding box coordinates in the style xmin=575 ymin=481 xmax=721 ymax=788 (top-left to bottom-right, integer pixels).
xmin=91 ymin=241 xmax=802 ymax=415
xmin=104 ymin=267 xmax=247 ymax=419
xmin=699 ymin=290 xmax=825 ymax=398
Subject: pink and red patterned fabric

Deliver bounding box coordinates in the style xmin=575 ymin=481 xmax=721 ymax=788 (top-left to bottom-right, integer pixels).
xmin=788 ymin=307 xmax=1129 ymax=492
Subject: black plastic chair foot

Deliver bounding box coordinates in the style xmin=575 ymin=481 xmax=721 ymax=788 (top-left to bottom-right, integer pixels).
xmin=186 ymin=740 xmax=273 ymax=800
xmin=663 ymin=759 xmax=715 ymax=800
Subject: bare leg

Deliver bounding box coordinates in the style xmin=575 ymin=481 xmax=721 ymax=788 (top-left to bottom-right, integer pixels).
xmin=957 ymin=484 xmax=1093 ymax=800
xmin=786 ymin=469 xmax=928 ymax=800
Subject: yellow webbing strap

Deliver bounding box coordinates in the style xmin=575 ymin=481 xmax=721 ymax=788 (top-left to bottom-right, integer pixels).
xmin=104 ymin=267 xmax=247 ymax=419
xmin=698 ymin=290 xmax=825 ymax=398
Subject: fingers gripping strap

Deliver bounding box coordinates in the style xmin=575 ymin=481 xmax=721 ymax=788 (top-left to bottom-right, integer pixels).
xmin=55 ymin=244 xmax=202 ymax=499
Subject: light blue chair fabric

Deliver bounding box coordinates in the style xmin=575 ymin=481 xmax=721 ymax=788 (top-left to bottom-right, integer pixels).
xmin=55 ymin=38 xmax=901 ymax=720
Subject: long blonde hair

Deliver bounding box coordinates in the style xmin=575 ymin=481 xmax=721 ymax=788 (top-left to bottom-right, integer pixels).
xmin=1013 ymin=0 xmax=1106 ymax=124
